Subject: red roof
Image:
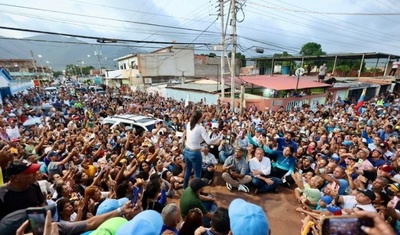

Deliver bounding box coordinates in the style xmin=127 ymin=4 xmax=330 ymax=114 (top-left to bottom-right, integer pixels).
xmin=240 ymin=75 xmax=331 ymax=91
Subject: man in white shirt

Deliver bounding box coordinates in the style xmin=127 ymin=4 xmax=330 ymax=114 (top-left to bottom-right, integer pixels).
xmin=250 ymin=148 xmax=281 ymax=194
xmin=201 ymin=145 xmax=218 ymax=184
xmin=6 ymin=120 xmax=20 ymax=139
xmin=318 ymin=63 xmax=327 ymax=82
xmin=201 ymin=145 xmax=218 ymax=166
xmin=336 ymin=189 xmax=377 ymax=213
xmin=389 ymin=59 xmax=400 ymax=76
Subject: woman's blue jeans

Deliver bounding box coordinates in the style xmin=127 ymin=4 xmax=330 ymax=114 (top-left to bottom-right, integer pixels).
xmin=183 ymin=148 xmax=203 ymax=189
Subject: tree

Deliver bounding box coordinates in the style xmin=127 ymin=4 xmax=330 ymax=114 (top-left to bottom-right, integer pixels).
xmin=65 ymin=64 xmax=79 ymax=75
xmin=300 ymin=42 xmax=326 ymax=56
xmin=228 ymin=52 xmax=246 ymax=67
xmin=273 ymin=51 xmax=293 ymax=66
xmin=208 ymin=53 xmax=216 ymax=57
xmin=82 ymin=66 xmax=95 ymax=75
xmin=52 ymin=71 xmax=63 ymax=78
xmin=299 ymin=42 xmax=327 ymax=73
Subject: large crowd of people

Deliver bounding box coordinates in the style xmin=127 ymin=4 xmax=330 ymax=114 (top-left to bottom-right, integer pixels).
xmin=0 ymin=82 xmax=398 ymax=235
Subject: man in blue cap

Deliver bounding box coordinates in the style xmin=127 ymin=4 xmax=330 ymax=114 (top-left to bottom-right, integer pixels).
xmin=228 ymin=198 xmax=270 ymax=235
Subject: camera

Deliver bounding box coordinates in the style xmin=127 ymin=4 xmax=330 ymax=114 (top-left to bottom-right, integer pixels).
xmin=321 ymin=216 xmax=373 ymax=235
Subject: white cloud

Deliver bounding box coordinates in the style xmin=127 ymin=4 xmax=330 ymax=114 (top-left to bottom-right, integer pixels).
xmin=0 ymin=0 xmax=399 ymax=57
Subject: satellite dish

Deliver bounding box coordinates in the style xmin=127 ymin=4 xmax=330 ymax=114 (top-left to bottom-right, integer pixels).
xmin=295 ymin=68 xmax=305 ymax=77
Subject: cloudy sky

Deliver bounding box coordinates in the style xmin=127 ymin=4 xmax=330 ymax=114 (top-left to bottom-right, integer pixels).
xmin=0 ymin=0 xmax=400 ymax=59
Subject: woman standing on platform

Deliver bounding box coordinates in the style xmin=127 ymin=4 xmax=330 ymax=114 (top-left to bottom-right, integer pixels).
xmin=183 ymin=110 xmax=221 ymax=188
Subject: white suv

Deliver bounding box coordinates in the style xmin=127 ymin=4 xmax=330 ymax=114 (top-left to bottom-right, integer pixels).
xmin=102 ymin=114 xmax=182 ymax=137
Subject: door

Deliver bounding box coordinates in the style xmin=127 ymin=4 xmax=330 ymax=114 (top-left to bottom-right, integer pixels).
xmin=365 ymin=87 xmax=376 ymax=101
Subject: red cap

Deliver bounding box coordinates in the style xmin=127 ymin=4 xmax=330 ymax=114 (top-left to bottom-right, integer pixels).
xmin=22 ymin=163 xmax=41 ymax=174
xmin=379 ymin=164 xmax=393 ymax=173
xmin=6 ymin=159 xmax=41 ymax=176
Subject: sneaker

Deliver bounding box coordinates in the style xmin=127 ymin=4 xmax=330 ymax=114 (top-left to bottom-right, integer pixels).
xmin=226 ymin=182 xmax=232 ymax=191
xmin=202 ymin=178 xmax=212 ymax=185
xmin=282 ymin=182 xmax=291 ymax=188
xmin=238 ymin=184 xmax=249 ymax=193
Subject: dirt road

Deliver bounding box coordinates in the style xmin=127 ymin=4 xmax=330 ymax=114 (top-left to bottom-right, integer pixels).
xmin=168 ymin=165 xmax=303 ymax=235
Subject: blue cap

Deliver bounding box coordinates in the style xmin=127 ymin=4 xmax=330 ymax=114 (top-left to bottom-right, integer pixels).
xmin=329 ymin=154 xmax=340 ymax=163
xmin=343 ymin=140 xmax=353 ymax=146
xmin=318 ymin=153 xmax=328 ymax=161
xmin=117 ymin=197 xmax=129 ymax=206
xmin=256 ymin=128 xmax=266 ymax=134
xmin=229 ymin=199 xmax=269 ymax=235
xmin=116 ymin=210 xmax=163 ymax=235
xmin=321 ymin=195 xmax=333 ymax=205
xmin=96 ymin=199 xmax=119 ymax=215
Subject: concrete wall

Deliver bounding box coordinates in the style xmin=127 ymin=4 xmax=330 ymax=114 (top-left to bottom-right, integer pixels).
xmin=106 ymin=69 xmax=143 ymax=86
xmin=166 ymin=88 xmax=219 ymax=105
xmin=117 ymin=57 xmax=138 ymax=70
xmin=194 ymin=56 xmax=241 ymax=78
xmin=139 ymin=47 xmax=195 ymax=77
xmin=0 ymin=72 xmax=9 ymax=88
xmin=221 ymin=93 xmax=328 ymax=112
xmin=194 ymin=56 xmax=232 ymax=78
xmin=10 ymin=81 xmax=35 ymax=95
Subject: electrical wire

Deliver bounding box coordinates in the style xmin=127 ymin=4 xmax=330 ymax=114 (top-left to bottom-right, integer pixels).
xmin=0 ymin=26 xmax=211 ymax=45
xmin=249 ymin=2 xmax=400 ymax=15
xmin=256 ymin=0 xmax=400 ymax=43
xmin=0 ymin=3 xmax=220 ymax=34
xmin=245 ymin=3 xmax=399 ymax=51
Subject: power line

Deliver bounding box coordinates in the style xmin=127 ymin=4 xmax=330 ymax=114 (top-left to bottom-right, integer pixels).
xmin=258 ymin=0 xmax=400 ymax=43
xmin=68 ymin=0 xmax=212 ymax=23
xmin=1 ymin=9 xmax=218 ymax=37
xmin=0 ymin=3 xmax=220 ymax=34
xmin=249 ymin=2 xmax=400 ymax=15
xmin=245 ymin=3 xmax=399 ymax=50
xmin=0 ymin=26 xmax=211 ymax=45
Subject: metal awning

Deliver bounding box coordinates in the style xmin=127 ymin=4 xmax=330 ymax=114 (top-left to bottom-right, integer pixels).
xmin=248 ymin=52 xmax=400 ymax=61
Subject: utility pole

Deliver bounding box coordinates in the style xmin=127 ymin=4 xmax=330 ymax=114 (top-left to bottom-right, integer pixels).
xmin=240 ymin=83 xmax=244 ymax=114
xmin=30 ymin=50 xmax=38 ymax=74
xmin=219 ymin=0 xmax=225 ymax=99
xmin=229 ymin=0 xmax=237 ymax=112
xmin=94 ymin=46 xmax=102 ymax=75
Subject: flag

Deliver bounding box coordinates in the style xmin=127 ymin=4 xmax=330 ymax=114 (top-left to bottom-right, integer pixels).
xmin=185 ymin=94 xmax=190 ymax=107
xmin=355 ymin=89 xmax=366 ymax=114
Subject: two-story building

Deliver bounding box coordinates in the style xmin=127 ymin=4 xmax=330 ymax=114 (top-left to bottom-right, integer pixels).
xmin=0 ymin=59 xmax=50 ymax=80
xmin=106 ymin=45 xmax=195 ymax=87
xmin=105 ymin=45 xmax=241 ymax=88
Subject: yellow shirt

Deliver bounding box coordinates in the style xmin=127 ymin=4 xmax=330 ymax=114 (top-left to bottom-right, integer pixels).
xmin=0 ymin=168 xmax=4 ymax=186
xmin=84 ymin=165 xmax=97 ymax=178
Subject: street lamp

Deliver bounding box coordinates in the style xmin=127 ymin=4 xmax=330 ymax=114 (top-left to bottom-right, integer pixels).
xmin=45 ymin=61 xmax=50 ymax=78
xmin=77 ymin=60 xmax=85 ymax=77
xmin=38 ymin=54 xmax=44 ymax=74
